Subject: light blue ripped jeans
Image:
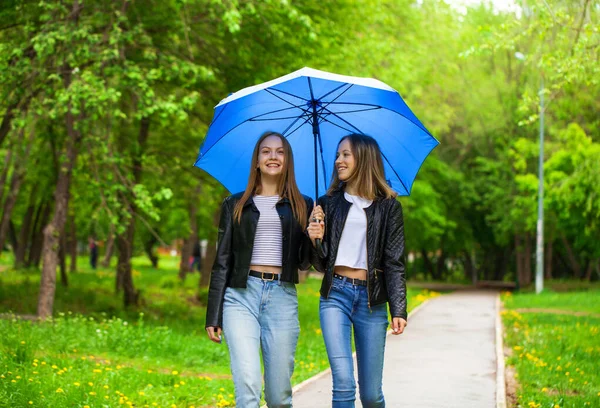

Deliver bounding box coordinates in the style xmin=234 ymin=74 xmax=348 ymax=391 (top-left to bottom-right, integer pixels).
xmin=223 ymin=275 xmax=299 ymax=408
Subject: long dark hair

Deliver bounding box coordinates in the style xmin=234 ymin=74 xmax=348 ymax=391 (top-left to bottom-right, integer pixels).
xmin=327 ymin=134 xmax=396 ymax=200
xmin=233 ymin=131 xmax=307 ymax=228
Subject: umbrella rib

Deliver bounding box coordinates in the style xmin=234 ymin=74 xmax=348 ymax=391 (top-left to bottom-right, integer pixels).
xmin=267 ymin=88 xmax=310 ymax=103
xmin=316 ymin=115 xmax=359 ymax=135
xmin=316 ymin=82 xmax=353 ymax=102
xmin=265 ymin=89 xmax=310 ymax=111
xmin=318 ymin=83 xmax=354 ymax=112
xmin=325 ymin=102 xmax=433 ymax=136
xmin=323 ymin=106 xmax=382 ymax=115
xmin=318 ymin=106 xmax=365 ymax=134
xmin=250 ymin=114 xmax=311 ymax=122
xmin=380 ymin=151 xmax=409 ymax=194
xmin=281 ymin=114 xmax=310 ymax=136
xmin=283 ymin=115 xmax=313 ymax=138
xmin=248 ymin=105 xmax=303 ymax=120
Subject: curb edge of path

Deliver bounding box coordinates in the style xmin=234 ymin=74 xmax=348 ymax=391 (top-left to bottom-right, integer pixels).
xmin=290 ymin=297 xmax=433 ymax=397
xmin=496 ymin=293 xmax=507 ymax=408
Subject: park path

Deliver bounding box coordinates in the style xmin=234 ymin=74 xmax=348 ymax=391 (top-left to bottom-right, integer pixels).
xmin=292 ymin=290 xmax=502 ymax=408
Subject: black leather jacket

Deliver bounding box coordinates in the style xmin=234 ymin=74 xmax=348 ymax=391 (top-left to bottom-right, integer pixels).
xmin=205 ymin=192 xmax=314 ymax=328
xmin=313 ymin=190 xmax=407 ymax=319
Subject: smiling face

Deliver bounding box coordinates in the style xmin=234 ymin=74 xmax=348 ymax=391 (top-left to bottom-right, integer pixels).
xmin=257 ymin=135 xmax=286 ymax=178
xmin=335 ymin=138 xmax=356 ymax=182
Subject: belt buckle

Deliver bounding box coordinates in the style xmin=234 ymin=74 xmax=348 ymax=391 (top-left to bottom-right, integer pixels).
xmin=263 ymin=272 xmax=275 ymax=281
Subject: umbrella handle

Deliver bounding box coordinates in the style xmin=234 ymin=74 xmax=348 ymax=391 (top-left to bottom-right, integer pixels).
xmin=315 ymin=238 xmax=323 ymax=254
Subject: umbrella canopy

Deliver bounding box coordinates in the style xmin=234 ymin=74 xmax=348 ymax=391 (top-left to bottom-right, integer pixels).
xmin=194 ymin=67 xmax=439 ymax=198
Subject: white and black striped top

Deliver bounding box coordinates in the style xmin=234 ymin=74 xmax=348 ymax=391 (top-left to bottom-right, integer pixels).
xmin=250 ymin=195 xmax=282 ymax=266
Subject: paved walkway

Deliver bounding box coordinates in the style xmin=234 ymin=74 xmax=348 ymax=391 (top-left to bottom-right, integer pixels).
xmin=293 ymin=290 xmax=500 ymax=408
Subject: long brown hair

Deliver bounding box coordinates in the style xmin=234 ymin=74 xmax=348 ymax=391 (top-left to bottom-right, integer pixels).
xmin=233 ymin=131 xmax=307 ymax=228
xmin=327 ymin=134 xmax=397 ymax=200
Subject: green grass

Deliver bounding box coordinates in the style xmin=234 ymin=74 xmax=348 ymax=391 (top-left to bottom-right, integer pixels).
xmin=0 ymin=253 xmax=435 ymax=407
xmin=501 ymin=290 xmax=600 ymax=408
xmin=503 ymin=289 xmax=600 ymax=315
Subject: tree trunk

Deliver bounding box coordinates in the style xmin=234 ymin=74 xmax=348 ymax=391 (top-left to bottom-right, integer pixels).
xmin=116 ymin=221 xmax=139 ymax=306
xmin=68 ymin=214 xmax=77 ymax=272
xmin=180 ymin=198 xmax=199 ymax=280
xmin=115 ymin=115 xmax=150 ymax=307
xmin=37 ymin=58 xmax=81 ymax=318
xmin=200 ymin=239 xmax=215 ymax=288
xmin=28 ymin=203 xmax=49 ymax=268
xmin=545 ymin=238 xmax=553 ymax=280
xmin=8 ymin=221 xmax=18 ymax=256
xmin=420 ymin=249 xmax=434 ymax=280
xmin=0 ymin=128 xmax=32 ymax=252
xmin=179 ymin=237 xmax=192 ymax=280
xmin=0 ymin=101 xmax=18 ymax=148
xmin=515 ymin=233 xmax=525 ymax=287
xmin=15 ymin=202 xmax=35 ymax=268
xmin=560 ymin=233 xmax=581 ymax=279
xmin=101 ymin=231 xmax=114 ymax=268
xmin=584 ymin=259 xmax=594 ymax=281
xmin=435 ymin=249 xmax=446 ymax=281
xmin=462 ymin=249 xmax=477 ymax=284
xmin=493 ymin=246 xmax=510 ymax=281
xmin=59 ymin=230 xmax=68 ymax=287
xmin=144 ymin=234 xmax=159 ymax=268
xmin=524 ymin=232 xmax=532 ymax=285
xmin=0 ymin=149 xmax=13 ymax=206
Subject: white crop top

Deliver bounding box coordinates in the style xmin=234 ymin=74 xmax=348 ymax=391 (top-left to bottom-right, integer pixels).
xmin=334 ymin=192 xmax=373 ymax=270
xmin=250 ymin=195 xmax=282 ymax=266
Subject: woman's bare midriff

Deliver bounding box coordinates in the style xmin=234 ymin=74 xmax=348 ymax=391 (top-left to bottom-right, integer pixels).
xmin=334 ymin=265 xmax=367 ymax=280
xmin=250 ymin=265 xmax=282 ymax=274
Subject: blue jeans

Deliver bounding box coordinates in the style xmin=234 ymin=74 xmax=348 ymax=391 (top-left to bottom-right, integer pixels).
xmin=320 ymin=277 xmax=389 ymax=408
xmin=223 ymin=276 xmax=299 ymax=408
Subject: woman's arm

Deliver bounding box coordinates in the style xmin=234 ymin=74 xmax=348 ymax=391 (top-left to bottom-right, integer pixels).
xmin=382 ymin=199 xmax=408 ymax=321
xmin=205 ymin=197 xmax=235 ymax=331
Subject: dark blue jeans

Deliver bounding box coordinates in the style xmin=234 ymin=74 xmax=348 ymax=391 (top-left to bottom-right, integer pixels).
xmin=320 ymin=276 xmax=389 ymax=408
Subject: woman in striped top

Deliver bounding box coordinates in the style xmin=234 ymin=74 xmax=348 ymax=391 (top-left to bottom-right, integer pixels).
xmin=205 ymin=131 xmax=313 ymax=408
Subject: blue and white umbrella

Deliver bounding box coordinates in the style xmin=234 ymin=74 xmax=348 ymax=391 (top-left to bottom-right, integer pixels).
xmin=194 ymin=67 xmax=439 ymax=198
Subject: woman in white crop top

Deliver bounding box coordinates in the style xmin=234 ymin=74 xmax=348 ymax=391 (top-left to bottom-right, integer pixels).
xmin=307 ymin=134 xmax=408 ymax=408
xmin=205 ymin=132 xmax=313 ymax=408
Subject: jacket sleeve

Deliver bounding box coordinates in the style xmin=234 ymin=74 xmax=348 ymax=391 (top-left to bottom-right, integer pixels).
xmin=205 ymin=197 xmax=234 ymax=329
xmin=299 ymin=197 xmax=314 ymax=272
xmin=383 ymin=199 xmax=408 ymax=320
xmin=309 ymin=195 xmax=328 ymax=273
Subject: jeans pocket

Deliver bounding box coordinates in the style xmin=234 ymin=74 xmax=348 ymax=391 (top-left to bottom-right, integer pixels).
xmin=280 ymin=282 xmax=297 ymax=296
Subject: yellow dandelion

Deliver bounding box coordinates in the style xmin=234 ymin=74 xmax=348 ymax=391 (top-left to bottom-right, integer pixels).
xmin=139 ymin=391 xmax=145 ymax=396
xmin=28 ymin=402 xmax=33 ymax=405
xmin=88 ymin=382 xmax=94 ymax=386
xmin=55 ymin=388 xmax=64 ymax=393
xmin=104 ymin=385 xmax=109 ymax=389
xmin=74 ymin=382 xmax=80 ymax=386
xmin=90 ymin=392 xmax=97 ymax=396
xmin=172 ymin=370 xmax=179 ymax=375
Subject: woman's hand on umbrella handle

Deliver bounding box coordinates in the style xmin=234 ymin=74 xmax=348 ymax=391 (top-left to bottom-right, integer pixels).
xmin=307 ymin=220 xmax=324 ymax=246
xmin=206 ymin=326 xmax=222 ymax=343
xmin=308 ymin=204 xmax=324 ymax=246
